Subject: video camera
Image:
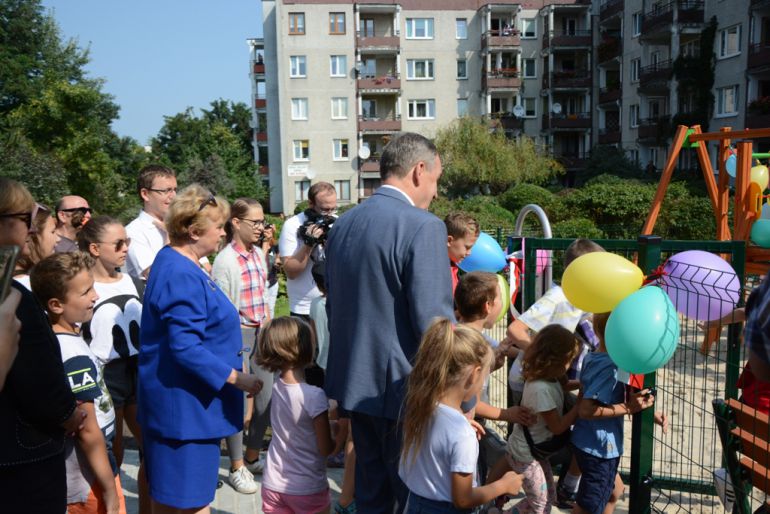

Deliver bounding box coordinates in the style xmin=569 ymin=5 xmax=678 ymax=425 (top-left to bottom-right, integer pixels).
xmin=298 ymin=209 xmax=336 ymax=246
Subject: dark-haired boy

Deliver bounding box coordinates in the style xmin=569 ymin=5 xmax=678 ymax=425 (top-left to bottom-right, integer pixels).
xmin=445 ymin=213 xmax=480 ymax=293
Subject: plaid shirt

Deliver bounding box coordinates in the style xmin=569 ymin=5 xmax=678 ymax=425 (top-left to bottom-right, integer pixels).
xmin=746 ymin=273 xmax=770 ymax=367
xmin=232 ymin=241 xmax=268 ymax=326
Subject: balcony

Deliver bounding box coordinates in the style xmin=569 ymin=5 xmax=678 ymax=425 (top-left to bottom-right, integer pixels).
xmin=638 ymin=60 xmax=672 ymax=94
xmin=598 ymin=128 xmax=621 ymax=144
xmin=253 ymin=62 xmax=265 ymax=75
xmin=747 ymin=113 xmax=770 ymax=129
xmin=599 ymin=87 xmax=621 ymax=105
xmin=356 ymin=35 xmax=400 ymax=52
xmin=641 ymin=1 xmax=704 ymax=41
xmin=600 ymin=0 xmax=624 ymax=22
xmin=359 ymin=156 xmax=381 ymax=173
xmin=597 ymin=37 xmax=622 ymax=64
xmin=555 ymin=152 xmax=589 ymax=170
xmin=255 ymin=131 xmax=268 ymax=142
xmin=255 ymin=97 xmax=266 ymax=109
xmin=357 ymin=75 xmax=400 ymax=93
xmin=487 ymin=114 xmax=524 ymax=131
xmin=751 ymin=0 xmax=770 ymax=11
xmin=258 ymin=165 xmax=269 ymax=176
xmin=358 ymin=117 xmax=401 ymax=133
xmin=483 ymin=68 xmax=521 ymax=90
xmin=638 ymin=116 xmax=671 ymax=143
xmin=542 ymin=112 xmax=592 ymax=131
xmin=749 ymin=43 xmax=770 ymax=74
xmin=678 ymin=0 xmax=705 ymax=24
xmin=547 ymin=30 xmax=592 ymax=49
xmin=548 ymin=70 xmax=592 ymax=89
xmin=482 ymin=29 xmax=520 ymax=49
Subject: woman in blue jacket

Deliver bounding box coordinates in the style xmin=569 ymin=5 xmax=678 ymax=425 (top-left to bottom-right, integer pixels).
xmin=137 ymin=184 xmax=262 ymax=513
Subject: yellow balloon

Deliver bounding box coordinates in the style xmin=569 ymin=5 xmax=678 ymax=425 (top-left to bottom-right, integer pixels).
xmin=562 ymin=253 xmax=644 ymax=313
xmin=751 ymin=164 xmax=769 ymax=191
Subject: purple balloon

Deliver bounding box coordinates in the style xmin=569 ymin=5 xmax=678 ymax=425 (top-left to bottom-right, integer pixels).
xmin=659 ymin=250 xmax=740 ymax=322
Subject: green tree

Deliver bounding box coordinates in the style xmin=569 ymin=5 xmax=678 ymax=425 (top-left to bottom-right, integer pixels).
xmin=434 ymin=117 xmax=563 ymax=197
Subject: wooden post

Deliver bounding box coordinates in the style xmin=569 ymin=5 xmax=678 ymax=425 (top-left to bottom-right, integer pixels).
xmin=717 ymin=128 xmax=732 ymax=241
xmin=691 ymin=125 xmax=719 ymax=214
xmin=641 ymin=125 xmax=688 ymax=235
xmin=735 ymin=141 xmax=754 ymax=242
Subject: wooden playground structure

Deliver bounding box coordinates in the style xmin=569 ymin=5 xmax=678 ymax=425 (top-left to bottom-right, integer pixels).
xmin=641 ymin=124 xmax=770 ymax=353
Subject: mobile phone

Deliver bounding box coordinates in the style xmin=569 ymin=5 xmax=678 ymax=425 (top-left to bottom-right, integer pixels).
xmin=645 ymin=387 xmax=658 ymax=398
xmin=0 ymin=246 xmax=21 ymax=302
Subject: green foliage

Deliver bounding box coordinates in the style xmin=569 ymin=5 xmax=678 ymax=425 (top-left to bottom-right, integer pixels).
xmin=551 ymin=218 xmax=605 ymax=239
xmin=294 ymin=201 xmax=309 ymax=214
xmin=0 ymin=136 xmax=67 ymax=207
xmin=434 ymin=117 xmax=563 ymax=197
xmin=580 ymin=146 xmax=645 ymax=184
xmin=656 ymin=182 xmax=716 ymax=240
xmin=672 ymin=16 xmax=717 ymax=132
xmin=429 ymin=195 xmax=518 ymax=231
xmin=498 ymin=184 xmax=557 ymax=216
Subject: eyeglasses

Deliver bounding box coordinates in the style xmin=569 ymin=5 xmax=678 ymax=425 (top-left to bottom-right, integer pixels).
xmin=238 ymin=218 xmax=266 ymax=229
xmin=316 ymin=207 xmax=338 ymax=216
xmin=58 ymin=206 xmax=92 ymax=215
xmin=148 ymin=187 xmax=178 ymax=196
xmin=99 ymin=238 xmax=131 ymax=251
xmin=198 ymin=193 xmax=217 ymax=212
xmin=0 ymin=203 xmax=50 ymax=233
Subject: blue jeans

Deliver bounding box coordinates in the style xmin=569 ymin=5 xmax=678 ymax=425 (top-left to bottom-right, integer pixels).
xmin=405 ymin=493 xmax=479 ymax=514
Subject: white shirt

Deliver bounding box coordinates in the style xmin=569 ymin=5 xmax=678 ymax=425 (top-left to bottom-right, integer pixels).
xmin=399 ymin=403 xmax=478 ymax=502
xmin=125 ymin=210 xmax=166 ymax=279
xmin=309 ymin=296 xmax=329 ymax=370
xmin=85 ymin=275 xmax=142 ymax=365
xmin=379 ymin=184 xmax=415 ymax=206
xmin=507 ymin=379 xmax=564 ymax=462
xmin=278 ymin=212 xmax=322 ymax=314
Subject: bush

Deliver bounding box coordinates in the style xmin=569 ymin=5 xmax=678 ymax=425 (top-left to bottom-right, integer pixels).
xmin=498 ymin=184 xmax=555 ymax=215
xmin=429 ymin=195 xmax=518 ymax=232
xmin=551 ymin=218 xmax=605 ymax=239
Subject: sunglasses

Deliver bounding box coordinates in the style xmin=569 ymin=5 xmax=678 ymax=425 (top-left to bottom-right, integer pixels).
xmin=0 ymin=203 xmax=51 ymax=233
xmin=198 ymin=193 xmax=217 ymax=212
xmin=99 ymin=238 xmax=131 ymax=251
xmin=58 ymin=206 xmax=92 ymax=215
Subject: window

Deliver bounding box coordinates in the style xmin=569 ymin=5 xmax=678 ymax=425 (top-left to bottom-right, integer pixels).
xmin=456 ymin=18 xmax=468 ymax=39
xmin=289 ymin=13 xmax=305 ymax=35
xmin=291 ymin=98 xmax=308 ymax=120
xmin=522 ymin=59 xmax=536 ymax=78
xmin=360 ymin=58 xmax=376 ymax=77
xmin=457 ymin=59 xmax=468 ymax=79
xmin=295 ymin=180 xmax=311 ymax=202
xmin=333 ymin=139 xmax=349 ymax=160
xmin=334 ymin=180 xmax=351 ymax=201
xmin=719 ymin=25 xmax=741 ymax=58
xmin=406 ymin=18 xmax=434 ymax=39
xmin=290 ymin=56 xmax=306 ymax=78
xmin=717 ymin=85 xmax=739 ymax=116
xmin=330 ymin=12 xmax=345 ymax=34
xmin=630 ymin=104 xmax=640 ymax=127
xmin=362 ymin=99 xmax=377 ymax=118
xmin=292 ymin=140 xmax=310 ymax=161
xmin=362 ymin=178 xmax=381 ymax=197
xmin=630 ymin=58 xmax=641 ymax=82
xmin=406 ymin=59 xmax=434 ymax=80
xmin=331 ymin=97 xmax=348 ymax=119
xmin=523 ymin=97 xmax=536 ymax=117
xmin=632 ymin=12 xmax=642 ymax=36
xmin=521 ymin=18 xmax=536 ymax=38
xmin=330 ymin=55 xmax=347 ymax=77
xmin=681 ymin=39 xmax=700 ymax=57
xmin=407 ymin=99 xmax=436 ymax=119
xmin=627 ymin=149 xmax=640 ymax=165
xmin=457 ymin=98 xmax=468 ymax=116
xmin=361 ymin=18 xmax=375 ymax=37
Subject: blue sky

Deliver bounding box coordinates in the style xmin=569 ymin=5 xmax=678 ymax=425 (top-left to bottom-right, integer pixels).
xmin=42 ymin=1 xmax=263 ymax=145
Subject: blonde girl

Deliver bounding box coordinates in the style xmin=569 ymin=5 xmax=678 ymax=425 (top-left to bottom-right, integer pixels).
xmin=489 ymin=324 xmax=581 ymax=514
xmin=399 ymin=318 xmax=522 ymax=513
xmin=257 ymin=317 xmax=335 ymax=513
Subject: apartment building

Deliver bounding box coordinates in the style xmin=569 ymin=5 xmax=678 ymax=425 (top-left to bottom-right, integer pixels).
xmin=253 ymin=0 xmax=767 ymax=214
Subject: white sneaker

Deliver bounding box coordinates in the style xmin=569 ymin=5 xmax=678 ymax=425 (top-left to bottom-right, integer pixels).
xmin=228 ymin=465 xmax=258 ymax=494
xmin=713 ymin=468 xmax=735 ymax=512
xmin=245 ymin=455 xmax=265 ymax=475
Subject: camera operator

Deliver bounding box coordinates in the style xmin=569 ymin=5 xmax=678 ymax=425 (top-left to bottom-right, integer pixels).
xmin=279 ymin=182 xmax=337 ymax=323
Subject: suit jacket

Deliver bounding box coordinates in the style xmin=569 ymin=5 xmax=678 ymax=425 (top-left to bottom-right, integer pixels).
xmin=137 ymin=246 xmax=241 ymax=440
xmin=324 ymin=187 xmax=454 ymax=419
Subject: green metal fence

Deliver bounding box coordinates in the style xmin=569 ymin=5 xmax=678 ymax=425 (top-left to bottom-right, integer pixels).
xmin=513 ymin=236 xmax=747 ymax=514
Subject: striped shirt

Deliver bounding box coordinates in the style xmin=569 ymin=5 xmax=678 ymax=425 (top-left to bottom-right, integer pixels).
xmin=233 ymin=241 xmax=268 ymax=326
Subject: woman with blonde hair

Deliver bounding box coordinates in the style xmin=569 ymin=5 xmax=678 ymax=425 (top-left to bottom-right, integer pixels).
xmin=137 ymin=184 xmax=263 ymax=514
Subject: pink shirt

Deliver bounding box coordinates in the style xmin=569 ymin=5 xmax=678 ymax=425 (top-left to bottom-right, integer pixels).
xmin=262 ymin=378 xmax=330 ymax=495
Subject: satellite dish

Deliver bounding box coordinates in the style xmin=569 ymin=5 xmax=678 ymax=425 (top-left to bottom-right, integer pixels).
xmin=552 ymin=103 xmax=562 ymax=114
xmin=358 ymin=145 xmax=371 ymax=160
xmin=305 ymin=168 xmax=317 ymax=179
xmin=513 ymin=105 xmax=525 ymax=117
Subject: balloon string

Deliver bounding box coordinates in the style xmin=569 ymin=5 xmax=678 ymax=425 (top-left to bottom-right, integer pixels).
xmin=643 ymin=264 xmax=667 ymax=286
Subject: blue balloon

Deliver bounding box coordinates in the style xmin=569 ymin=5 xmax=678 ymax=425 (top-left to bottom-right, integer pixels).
xmin=458 ymin=232 xmax=506 ymax=273
xmin=726 ymin=154 xmax=736 ymax=177
xmin=605 ymin=286 xmax=680 ymax=375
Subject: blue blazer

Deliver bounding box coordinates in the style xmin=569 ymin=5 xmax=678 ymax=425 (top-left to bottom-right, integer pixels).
xmin=137 ymin=247 xmax=241 ymax=440
xmin=324 ymin=187 xmax=455 ymax=419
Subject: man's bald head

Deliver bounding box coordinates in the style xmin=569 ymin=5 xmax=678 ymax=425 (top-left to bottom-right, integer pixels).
xmin=55 ymin=195 xmax=91 ymax=231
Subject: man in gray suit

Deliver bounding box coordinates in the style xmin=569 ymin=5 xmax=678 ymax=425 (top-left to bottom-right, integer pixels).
xmin=325 ymin=133 xmax=455 ymax=512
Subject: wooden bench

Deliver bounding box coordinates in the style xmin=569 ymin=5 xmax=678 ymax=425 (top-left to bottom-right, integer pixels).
xmin=713 ymin=398 xmax=770 ymax=514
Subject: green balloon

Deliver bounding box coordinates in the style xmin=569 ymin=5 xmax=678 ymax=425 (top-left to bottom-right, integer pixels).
xmin=751 ymin=219 xmax=770 ymax=249
xmin=606 ymin=286 xmax=680 ymax=375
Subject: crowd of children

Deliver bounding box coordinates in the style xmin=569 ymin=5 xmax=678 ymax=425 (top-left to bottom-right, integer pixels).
xmin=5 ymin=169 xmax=680 ymax=514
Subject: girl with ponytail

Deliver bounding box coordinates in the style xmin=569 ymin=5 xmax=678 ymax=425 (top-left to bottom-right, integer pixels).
xmin=399 ymin=318 xmax=523 ymax=513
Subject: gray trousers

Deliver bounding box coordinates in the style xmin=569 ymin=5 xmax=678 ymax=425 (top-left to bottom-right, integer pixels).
xmin=225 ymin=327 xmax=275 ymax=460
